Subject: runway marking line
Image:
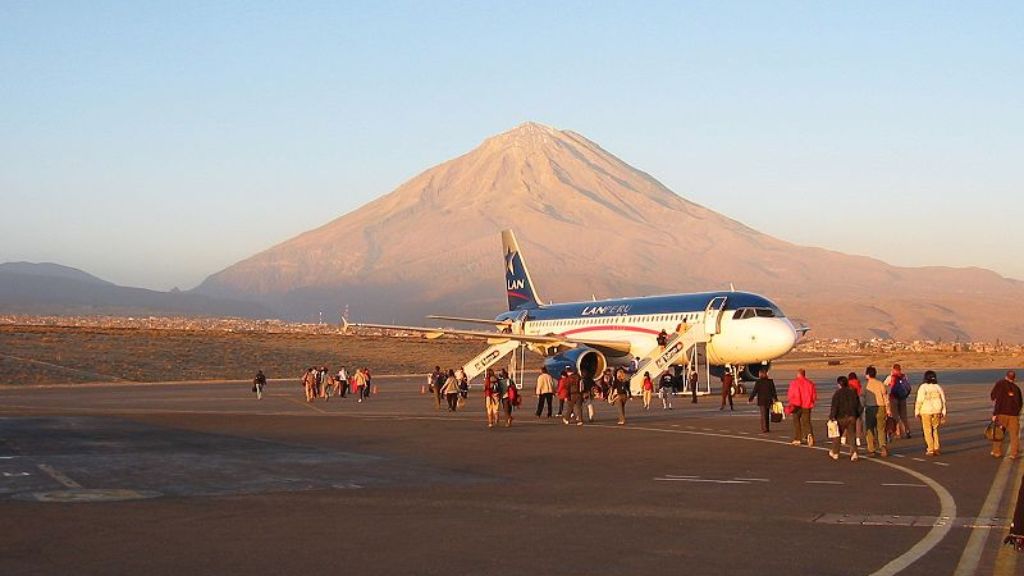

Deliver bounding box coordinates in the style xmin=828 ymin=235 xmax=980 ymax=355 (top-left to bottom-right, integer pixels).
xmin=654 ymin=477 xmax=750 ymax=484
xmin=994 ymin=457 xmax=1024 ymax=574
xmin=954 ymin=454 xmax=1018 ymax=575
xmin=37 ymin=464 xmax=82 ymax=489
xmin=806 ymin=480 xmax=844 ymax=485
xmin=881 ymin=483 xmax=927 ymax=488
xmin=588 ymin=422 xmax=957 ymax=576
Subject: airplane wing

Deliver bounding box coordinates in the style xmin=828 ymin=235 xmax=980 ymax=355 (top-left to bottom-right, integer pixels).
xmin=425 ymin=315 xmax=513 ymax=327
xmin=343 ymin=319 xmax=632 ymax=354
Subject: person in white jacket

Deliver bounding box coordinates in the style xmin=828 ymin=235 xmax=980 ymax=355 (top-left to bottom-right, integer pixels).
xmin=914 ymin=370 xmax=947 ymax=456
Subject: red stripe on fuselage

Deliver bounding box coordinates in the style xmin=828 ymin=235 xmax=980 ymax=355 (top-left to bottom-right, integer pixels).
xmin=560 ymin=325 xmax=662 ymax=337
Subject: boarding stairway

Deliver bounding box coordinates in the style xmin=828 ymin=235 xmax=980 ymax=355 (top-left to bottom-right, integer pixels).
xmin=628 ymin=325 xmax=710 ymax=395
xmin=461 ymin=340 xmax=521 ymax=382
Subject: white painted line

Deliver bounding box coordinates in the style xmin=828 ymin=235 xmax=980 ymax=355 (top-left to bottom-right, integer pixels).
xmin=734 ymin=477 xmax=770 ymax=482
xmin=655 ymin=477 xmax=751 ymax=484
xmin=2 ymin=471 xmax=30 ymax=477
xmin=589 ymin=422 xmax=958 ymax=575
xmin=671 ymin=424 xmax=680 ymax=427
xmin=806 ymin=480 xmax=844 ymax=485
xmin=954 ymin=456 xmax=1016 ymax=575
xmin=881 ymin=483 xmax=927 ymax=488
xmin=868 ymin=453 xmax=957 ymax=576
xmin=934 ymin=462 xmax=950 ymax=467
xmin=37 ymin=464 xmax=82 ymax=489
xmin=0 ymin=456 xmax=17 ymax=459
xmin=893 ymin=454 xmax=906 ymax=458
xmin=912 ymin=458 xmax=926 ymax=462
xmin=664 ymin=474 xmax=700 ymax=479
xmin=701 ymin=428 xmax=712 ymax=431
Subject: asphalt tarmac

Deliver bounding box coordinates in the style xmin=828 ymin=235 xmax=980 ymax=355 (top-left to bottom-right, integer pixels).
xmin=0 ymin=370 xmax=1021 ymax=575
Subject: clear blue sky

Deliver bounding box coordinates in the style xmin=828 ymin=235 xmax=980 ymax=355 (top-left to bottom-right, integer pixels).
xmin=2 ymin=1 xmax=1021 ymax=289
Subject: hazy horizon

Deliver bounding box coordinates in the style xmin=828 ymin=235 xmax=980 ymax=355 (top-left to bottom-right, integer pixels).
xmin=2 ymin=2 xmax=1021 ymax=290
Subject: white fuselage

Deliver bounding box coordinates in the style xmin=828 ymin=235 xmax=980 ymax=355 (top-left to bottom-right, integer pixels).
xmin=521 ymin=309 xmax=798 ymax=367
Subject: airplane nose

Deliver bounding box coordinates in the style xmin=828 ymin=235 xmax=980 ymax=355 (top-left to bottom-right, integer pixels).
xmin=766 ymin=319 xmax=799 ymax=357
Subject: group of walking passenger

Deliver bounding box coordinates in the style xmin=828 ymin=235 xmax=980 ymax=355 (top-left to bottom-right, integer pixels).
xmin=300 ymin=365 xmax=372 ymax=402
xmin=783 ymin=364 xmax=937 ymax=460
xmin=428 ymin=366 xmax=469 ymax=412
xmin=778 ymin=364 xmax=1022 ymax=462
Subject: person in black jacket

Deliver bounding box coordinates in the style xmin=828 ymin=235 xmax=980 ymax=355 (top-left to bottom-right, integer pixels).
xmin=829 ymin=375 xmax=862 ymax=462
xmin=748 ymin=369 xmax=778 ymax=433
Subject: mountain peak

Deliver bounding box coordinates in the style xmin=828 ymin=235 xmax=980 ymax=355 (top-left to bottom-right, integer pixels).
xmin=480 ymin=121 xmax=565 ymax=150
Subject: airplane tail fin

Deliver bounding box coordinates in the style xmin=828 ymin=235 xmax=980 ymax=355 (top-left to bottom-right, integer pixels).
xmin=501 ymin=229 xmax=543 ymax=311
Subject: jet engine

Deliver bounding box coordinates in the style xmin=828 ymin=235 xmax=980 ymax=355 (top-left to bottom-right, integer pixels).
xmin=544 ymin=347 xmax=607 ymax=378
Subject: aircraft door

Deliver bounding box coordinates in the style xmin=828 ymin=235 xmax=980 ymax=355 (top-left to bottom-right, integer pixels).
xmin=704 ymin=297 xmax=728 ymax=336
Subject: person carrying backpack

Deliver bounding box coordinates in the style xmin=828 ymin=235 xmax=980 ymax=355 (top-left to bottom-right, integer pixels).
xmin=885 ymin=364 xmax=913 ymax=439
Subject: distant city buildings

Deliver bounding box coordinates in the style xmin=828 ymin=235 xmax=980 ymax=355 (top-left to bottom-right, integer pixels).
xmin=797 ymin=337 xmax=1023 ymax=356
xmin=0 ymin=315 xmax=475 ymax=339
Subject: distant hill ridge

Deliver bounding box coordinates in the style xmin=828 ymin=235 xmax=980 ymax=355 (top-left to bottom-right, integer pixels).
xmin=0 ymin=262 xmax=270 ymax=319
xmin=0 ymin=262 xmax=113 ymax=285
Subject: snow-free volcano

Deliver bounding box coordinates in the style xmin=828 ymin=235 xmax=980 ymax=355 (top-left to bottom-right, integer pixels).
xmin=197 ymin=122 xmax=1024 ymax=342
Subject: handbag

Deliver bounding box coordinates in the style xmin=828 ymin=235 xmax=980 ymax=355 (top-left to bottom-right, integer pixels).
xmin=770 ymin=411 xmax=783 ymax=423
xmin=884 ymin=415 xmax=898 ymax=438
xmin=986 ymin=421 xmax=1006 ymax=442
xmin=827 ymin=419 xmax=840 ymax=439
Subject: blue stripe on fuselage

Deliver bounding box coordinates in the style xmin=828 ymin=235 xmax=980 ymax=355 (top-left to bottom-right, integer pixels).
xmin=494 ymin=291 xmax=784 ymax=322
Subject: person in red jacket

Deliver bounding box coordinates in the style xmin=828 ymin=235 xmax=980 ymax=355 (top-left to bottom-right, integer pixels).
xmin=847 ymin=372 xmax=864 ymax=449
xmin=556 ymin=369 xmax=570 ymax=418
xmin=786 ymin=369 xmax=818 ymax=446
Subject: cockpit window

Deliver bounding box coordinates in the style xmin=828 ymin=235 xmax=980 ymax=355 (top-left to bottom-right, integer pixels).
xmin=733 ymin=307 xmax=780 ymax=319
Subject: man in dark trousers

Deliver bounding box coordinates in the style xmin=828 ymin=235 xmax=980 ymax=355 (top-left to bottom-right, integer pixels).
xmin=991 ymin=370 xmax=1022 ymax=459
xmin=719 ymin=370 xmax=734 ymax=411
xmin=828 ymin=375 xmax=862 ymax=461
xmin=748 ymin=369 xmax=778 ymax=433
xmin=688 ymin=369 xmax=699 ymax=403
xmin=432 ymin=366 xmax=445 ymax=411
xmin=562 ymin=367 xmax=583 ymax=425
xmin=252 ymin=369 xmax=266 ymax=400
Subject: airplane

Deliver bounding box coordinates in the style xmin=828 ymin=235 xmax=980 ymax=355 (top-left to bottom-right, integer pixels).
xmin=347 ymin=229 xmax=806 ymax=393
